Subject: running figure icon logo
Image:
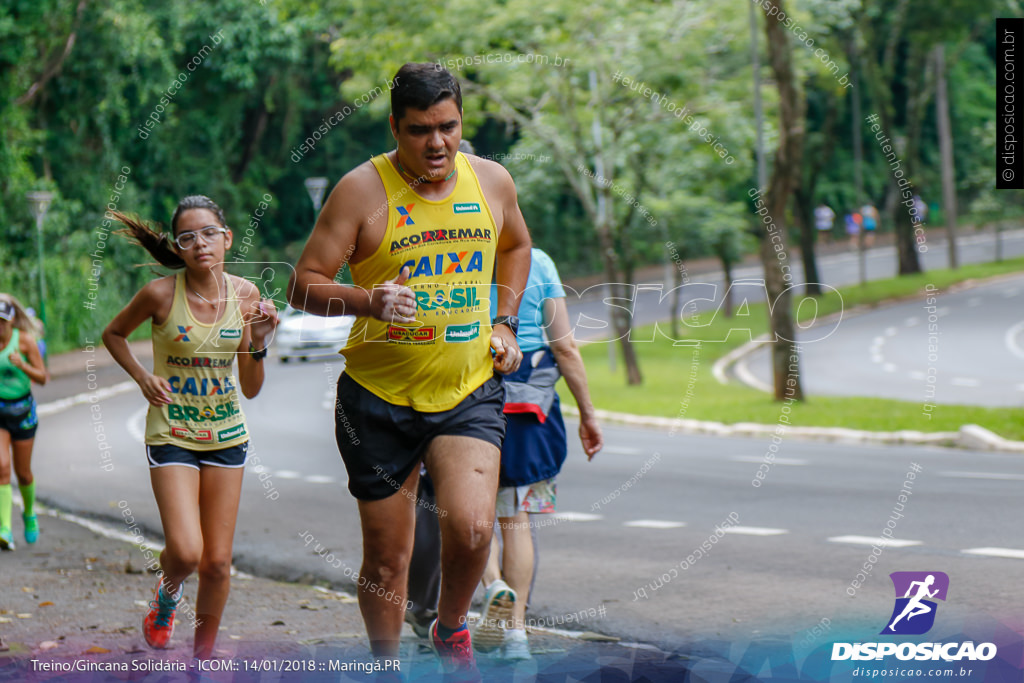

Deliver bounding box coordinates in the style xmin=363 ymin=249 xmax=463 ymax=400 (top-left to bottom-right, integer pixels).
xmin=880 ymin=571 xmax=949 ymax=635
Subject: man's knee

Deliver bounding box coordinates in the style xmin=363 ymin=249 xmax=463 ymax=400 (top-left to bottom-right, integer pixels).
xmin=361 ymin=550 xmax=411 ymax=586
xmin=444 ymin=519 xmax=492 ymax=556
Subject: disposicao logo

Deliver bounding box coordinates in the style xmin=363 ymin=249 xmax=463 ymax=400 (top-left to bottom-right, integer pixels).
xmin=882 ymin=571 xmax=948 ymax=635
xmin=831 ymin=571 xmax=997 ymax=663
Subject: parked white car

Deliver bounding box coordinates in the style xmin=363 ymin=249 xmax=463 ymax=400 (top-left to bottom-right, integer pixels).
xmin=274 ymin=306 xmax=355 ymax=362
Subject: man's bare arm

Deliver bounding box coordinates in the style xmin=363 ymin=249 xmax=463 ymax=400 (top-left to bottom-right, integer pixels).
xmin=288 ymin=169 xmax=373 ymax=317
xmin=489 ymin=164 xmax=532 ymax=318
xmin=288 ymin=164 xmax=418 ymax=324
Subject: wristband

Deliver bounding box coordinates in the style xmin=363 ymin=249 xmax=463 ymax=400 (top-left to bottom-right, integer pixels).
xmin=249 ymin=342 xmax=268 ymax=361
xmin=492 ymin=315 xmax=519 ymax=336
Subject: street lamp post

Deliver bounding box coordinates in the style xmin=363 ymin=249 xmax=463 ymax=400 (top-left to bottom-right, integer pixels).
xmin=304 ymin=177 xmax=329 ymax=213
xmin=25 ymin=191 xmax=54 ymax=331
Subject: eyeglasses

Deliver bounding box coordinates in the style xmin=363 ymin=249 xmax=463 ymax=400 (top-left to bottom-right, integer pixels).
xmin=174 ymin=226 xmax=228 ymax=250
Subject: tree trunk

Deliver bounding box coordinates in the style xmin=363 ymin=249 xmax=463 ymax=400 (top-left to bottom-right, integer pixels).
xmin=670 ymin=260 xmax=684 ymax=339
xmin=794 ymin=91 xmax=837 ymax=299
xmin=761 ymin=0 xmax=805 ymax=402
xmin=722 ymin=259 xmax=734 ymax=317
xmin=860 ymin=29 xmax=923 ymax=276
xmin=597 ymin=231 xmax=642 ymax=385
xmin=233 ymin=100 xmax=271 ymax=183
xmin=934 ymin=44 xmax=958 ymax=269
xmin=586 ymin=69 xmax=641 ymax=386
xmin=793 ymin=188 xmax=822 ymax=296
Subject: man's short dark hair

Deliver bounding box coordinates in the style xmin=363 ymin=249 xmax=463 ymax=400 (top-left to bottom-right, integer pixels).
xmin=391 ymin=63 xmax=462 ymax=126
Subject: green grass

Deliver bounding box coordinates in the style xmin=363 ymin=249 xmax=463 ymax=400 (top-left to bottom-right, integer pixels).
xmin=564 ymin=257 xmax=1024 ymax=441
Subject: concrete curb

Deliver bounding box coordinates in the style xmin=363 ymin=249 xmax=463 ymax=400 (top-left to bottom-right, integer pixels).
xmin=958 ymin=424 xmax=1024 ymax=453
xmin=563 ymin=405 xmax=1024 ymax=452
xmin=700 ymin=274 xmax=1024 ymax=452
xmin=717 ymin=272 xmax=1024 ymax=395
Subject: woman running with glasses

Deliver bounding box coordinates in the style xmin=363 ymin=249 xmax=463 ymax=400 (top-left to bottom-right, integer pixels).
xmin=103 ymin=195 xmax=278 ymax=660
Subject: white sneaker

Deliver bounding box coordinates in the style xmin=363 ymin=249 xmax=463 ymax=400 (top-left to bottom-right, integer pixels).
xmin=472 ymin=579 xmax=516 ymax=653
xmin=500 ymin=628 xmax=532 ymax=661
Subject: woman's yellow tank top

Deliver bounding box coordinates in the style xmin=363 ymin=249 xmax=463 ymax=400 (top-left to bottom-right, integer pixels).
xmin=145 ymin=272 xmax=248 ymax=449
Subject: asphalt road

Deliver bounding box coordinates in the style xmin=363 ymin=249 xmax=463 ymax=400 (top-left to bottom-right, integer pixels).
xmin=741 ymin=273 xmax=1024 ymax=407
xmin=566 ymin=227 xmax=1024 ymax=344
xmin=32 ymin=358 xmax=1024 ymax=654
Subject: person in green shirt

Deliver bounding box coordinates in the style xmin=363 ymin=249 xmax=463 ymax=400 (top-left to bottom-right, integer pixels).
xmin=0 ymin=294 xmax=48 ymax=550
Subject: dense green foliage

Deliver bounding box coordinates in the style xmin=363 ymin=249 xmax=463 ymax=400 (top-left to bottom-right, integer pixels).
xmin=0 ymin=0 xmax=1016 ymax=351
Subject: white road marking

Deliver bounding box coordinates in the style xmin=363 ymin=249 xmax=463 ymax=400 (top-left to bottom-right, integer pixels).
xmin=38 ymin=380 xmax=140 ymax=418
xmin=871 ymin=355 xmax=884 ymax=364
xmin=735 ymin=353 xmax=774 ymax=394
xmin=883 ymin=364 xmax=897 ymax=373
xmin=1016 ymin=384 xmax=1024 ymax=392
xmin=273 ymin=470 xmax=303 ymax=479
xmin=967 ymin=297 xmax=982 ymax=307
xmin=305 ymin=475 xmax=337 ymax=484
xmin=1003 ymin=288 xmax=1020 ymax=298
xmin=950 ymin=378 xmax=980 ymax=387
xmin=885 ymin=327 xmax=898 ymax=336
xmin=1004 ymin=320 xmax=1024 ymax=361
xmin=722 ymin=526 xmax=788 ymax=536
xmin=935 ymin=307 xmax=951 ymax=317
xmin=872 ymin=336 xmax=885 ymax=347
xmin=828 ymin=535 xmax=922 ymax=548
xmin=602 ymin=446 xmax=644 ymax=455
xmin=128 ymin=406 xmax=148 ymax=444
xmin=731 ymin=456 xmax=807 ymax=466
xmin=624 ymin=520 xmax=686 ymax=529
xmin=551 ymin=511 xmax=603 ymax=522
xmin=962 ymin=547 xmax=1024 ymax=560
xmin=904 ymin=317 xmax=920 ymax=327
xmin=908 ymin=371 xmax=926 ymax=381
xmin=939 ymin=471 xmax=1024 ymax=481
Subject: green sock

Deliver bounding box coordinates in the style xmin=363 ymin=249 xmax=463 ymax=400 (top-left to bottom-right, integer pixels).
xmin=19 ymin=481 xmax=35 ymax=517
xmin=0 ymin=485 xmax=11 ymax=530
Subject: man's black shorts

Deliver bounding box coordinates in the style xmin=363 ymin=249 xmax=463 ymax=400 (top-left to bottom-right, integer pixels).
xmin=335 ymin=372 xmax=506 ymax=501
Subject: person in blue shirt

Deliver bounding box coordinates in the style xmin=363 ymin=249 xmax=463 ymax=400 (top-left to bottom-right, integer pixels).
xmin=472 ymin=247 xmax=603 ymax=660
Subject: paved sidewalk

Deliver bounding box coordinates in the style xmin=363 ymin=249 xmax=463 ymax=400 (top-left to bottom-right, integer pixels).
xmin=0 ymin=509 xmax=674 ymax=683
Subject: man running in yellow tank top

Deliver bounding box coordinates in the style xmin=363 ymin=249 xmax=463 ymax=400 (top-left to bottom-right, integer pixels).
xmin=289 ymin=63 xmax=531 ymax=678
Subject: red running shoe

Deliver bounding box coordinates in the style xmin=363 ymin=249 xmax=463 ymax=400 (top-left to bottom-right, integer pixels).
xmin=429 ymin=619 xmax=481 ymax=681
xmin=143 ymin=579 xmax=179 ymax=649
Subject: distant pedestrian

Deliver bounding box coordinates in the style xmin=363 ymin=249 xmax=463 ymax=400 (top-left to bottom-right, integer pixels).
xmin=0 ymin=294 xmax=48 ymax=550
xmin=913 ymin=195 xmax=928 ymax=224
xmin=814 ymin=203 xmax=835 ymax=245
xmin=472 ymin=247 xmax=603 ymax=661
xmin=845 ymin=211 xmax=860 ymax=249
xmin=861 ymin=203 xmax=879 ymax=247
